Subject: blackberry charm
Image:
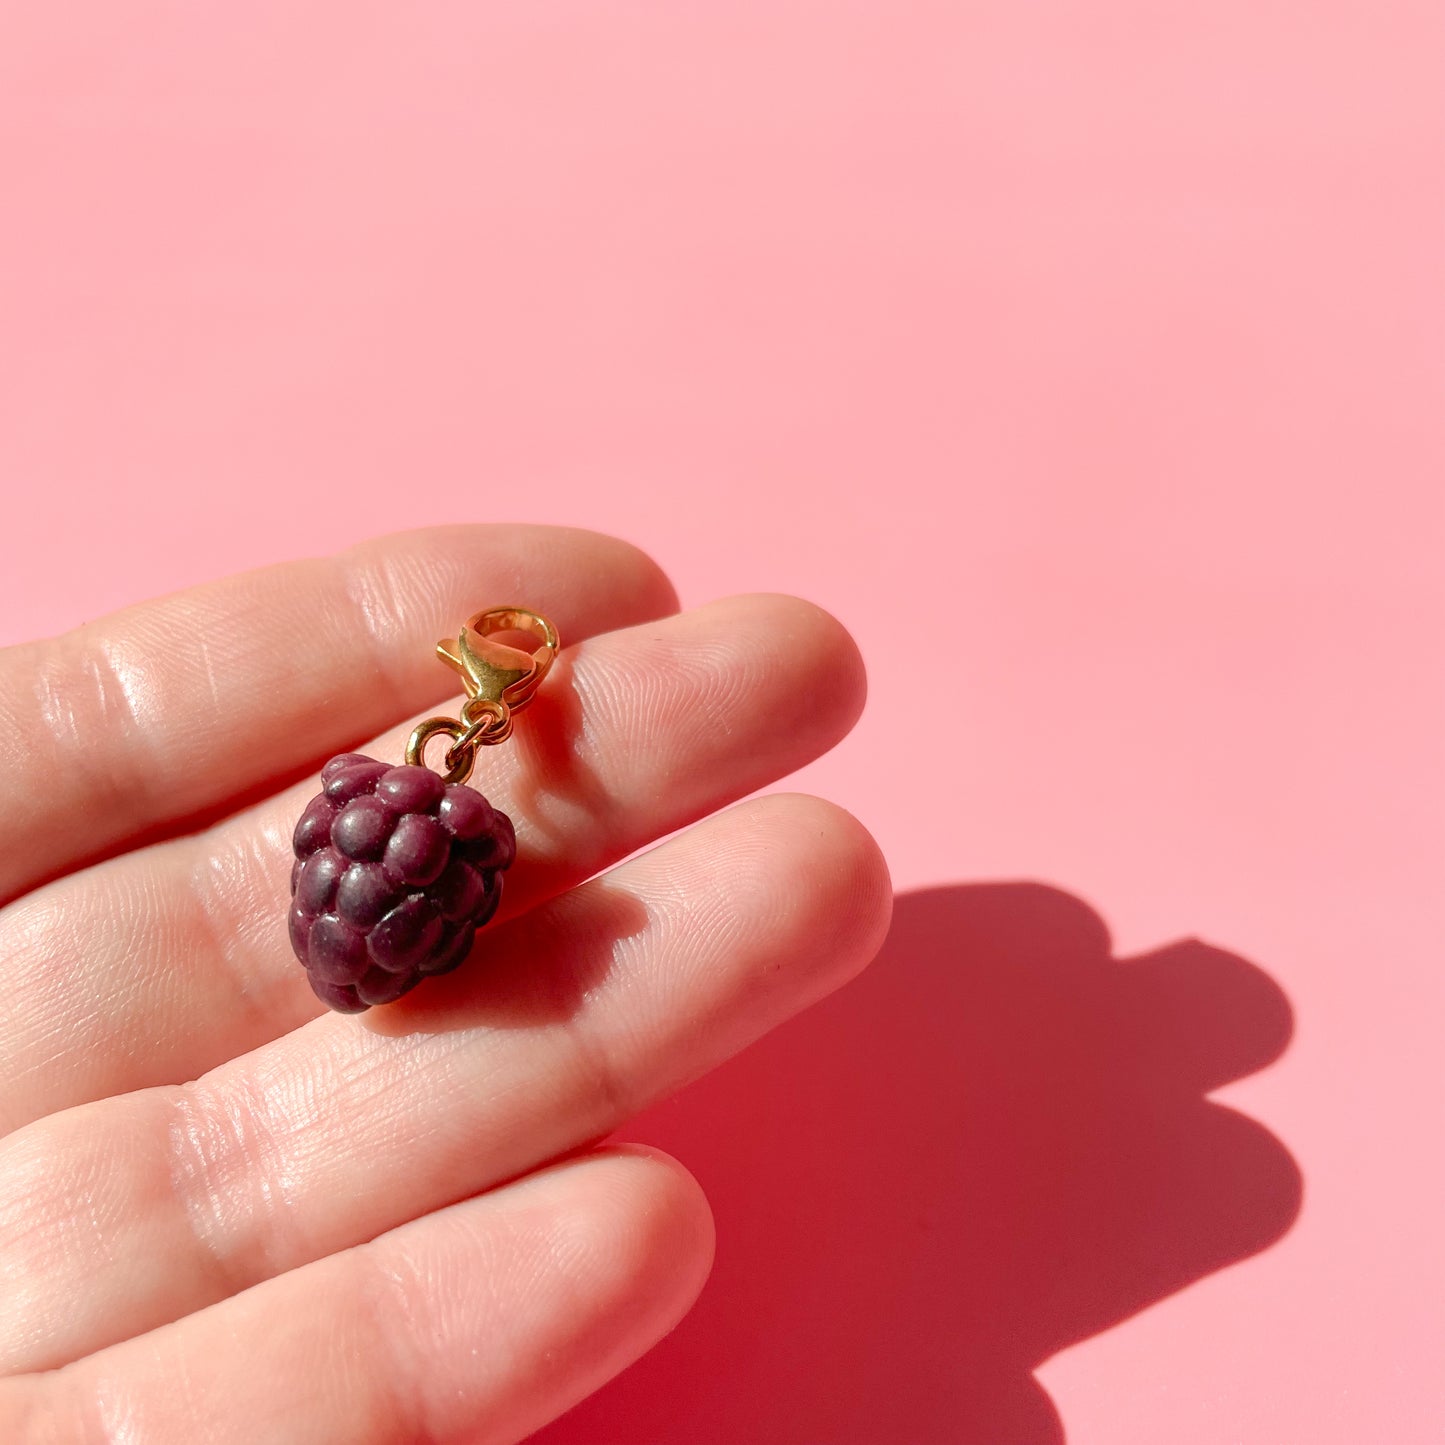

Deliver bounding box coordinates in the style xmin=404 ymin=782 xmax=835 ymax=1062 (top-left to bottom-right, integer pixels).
xmin=288 ymin=607 xmax=559 ymax=1013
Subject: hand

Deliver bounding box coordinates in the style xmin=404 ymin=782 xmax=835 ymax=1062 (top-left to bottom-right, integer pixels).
xmin=0 ymin=526 xmax=891 ymax=1444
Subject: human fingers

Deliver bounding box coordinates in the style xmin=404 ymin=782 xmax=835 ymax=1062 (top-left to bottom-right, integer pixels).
xmin=0 ymin=595 xmax=865 ymax=1132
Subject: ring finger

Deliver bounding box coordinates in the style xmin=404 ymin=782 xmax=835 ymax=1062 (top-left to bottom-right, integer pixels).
xmin=0 ymin=792 xmax=891 ymax=1374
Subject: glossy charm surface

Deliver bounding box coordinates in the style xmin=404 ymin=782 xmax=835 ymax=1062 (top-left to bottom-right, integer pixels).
xmin=289 ymin=754 xmax=516 ymax=1011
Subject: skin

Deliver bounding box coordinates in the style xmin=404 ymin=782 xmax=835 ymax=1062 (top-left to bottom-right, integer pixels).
xmin=0 ymin=525 xmax=893 ymax=1444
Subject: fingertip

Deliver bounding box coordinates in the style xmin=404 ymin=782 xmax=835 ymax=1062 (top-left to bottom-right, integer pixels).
xmin=534 ymin=1144 xmax=716 ymax=1314
xmin=767 ymin=593 xmax=870 ymax=739
xmin=572 ymin=529 xmax=682 ymax=621
xmin=752 ymin=791 xmax=895 ymax=990
xmin=707 ymin=592 xmax=870 ymax=747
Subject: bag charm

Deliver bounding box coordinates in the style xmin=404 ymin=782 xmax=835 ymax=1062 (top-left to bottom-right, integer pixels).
xmin=287 ymin=607 xmax=559 ymax=1012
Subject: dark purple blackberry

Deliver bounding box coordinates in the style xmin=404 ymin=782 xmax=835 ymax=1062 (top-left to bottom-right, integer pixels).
xmin=288 ymin=753 xmax=516 ymax=1012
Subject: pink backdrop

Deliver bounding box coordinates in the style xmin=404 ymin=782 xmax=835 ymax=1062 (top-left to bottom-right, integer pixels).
xmin=2 ymin=4 xmax=1441 ymax=1441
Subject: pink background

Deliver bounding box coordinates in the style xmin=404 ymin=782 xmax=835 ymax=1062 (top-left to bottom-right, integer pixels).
xmin=2 ymin=4 xmax=1441 ymax=1441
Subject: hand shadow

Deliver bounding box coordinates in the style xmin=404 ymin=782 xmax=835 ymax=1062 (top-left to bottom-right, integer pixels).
xmin=532 ymin=882 xmax=1302 ymax=1444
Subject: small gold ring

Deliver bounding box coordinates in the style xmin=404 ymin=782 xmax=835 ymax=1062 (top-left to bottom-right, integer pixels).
xmin=405 ymin=716 xmax=475 ymax=785
xmin=448 ymin=697 xmax=510 ymax=761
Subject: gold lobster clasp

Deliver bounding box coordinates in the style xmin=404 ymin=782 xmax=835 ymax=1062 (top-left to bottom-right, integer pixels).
xmin=437 ymin=607 xmax=560 ymax=712
xmin=406 ymin=607 xmax=560 ymax=783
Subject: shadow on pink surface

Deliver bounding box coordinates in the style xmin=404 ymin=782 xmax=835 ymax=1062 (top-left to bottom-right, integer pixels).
xmin=535 ymin=883 xmax=1302 ymax=1444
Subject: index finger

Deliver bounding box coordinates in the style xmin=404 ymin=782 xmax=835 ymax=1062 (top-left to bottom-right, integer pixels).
xmin=0 ymin=525 xmax=677 ymax=906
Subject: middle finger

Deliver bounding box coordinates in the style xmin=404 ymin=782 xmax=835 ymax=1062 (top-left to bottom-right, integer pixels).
xmin=0 ymin=594 xmax=865 ymax=1135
